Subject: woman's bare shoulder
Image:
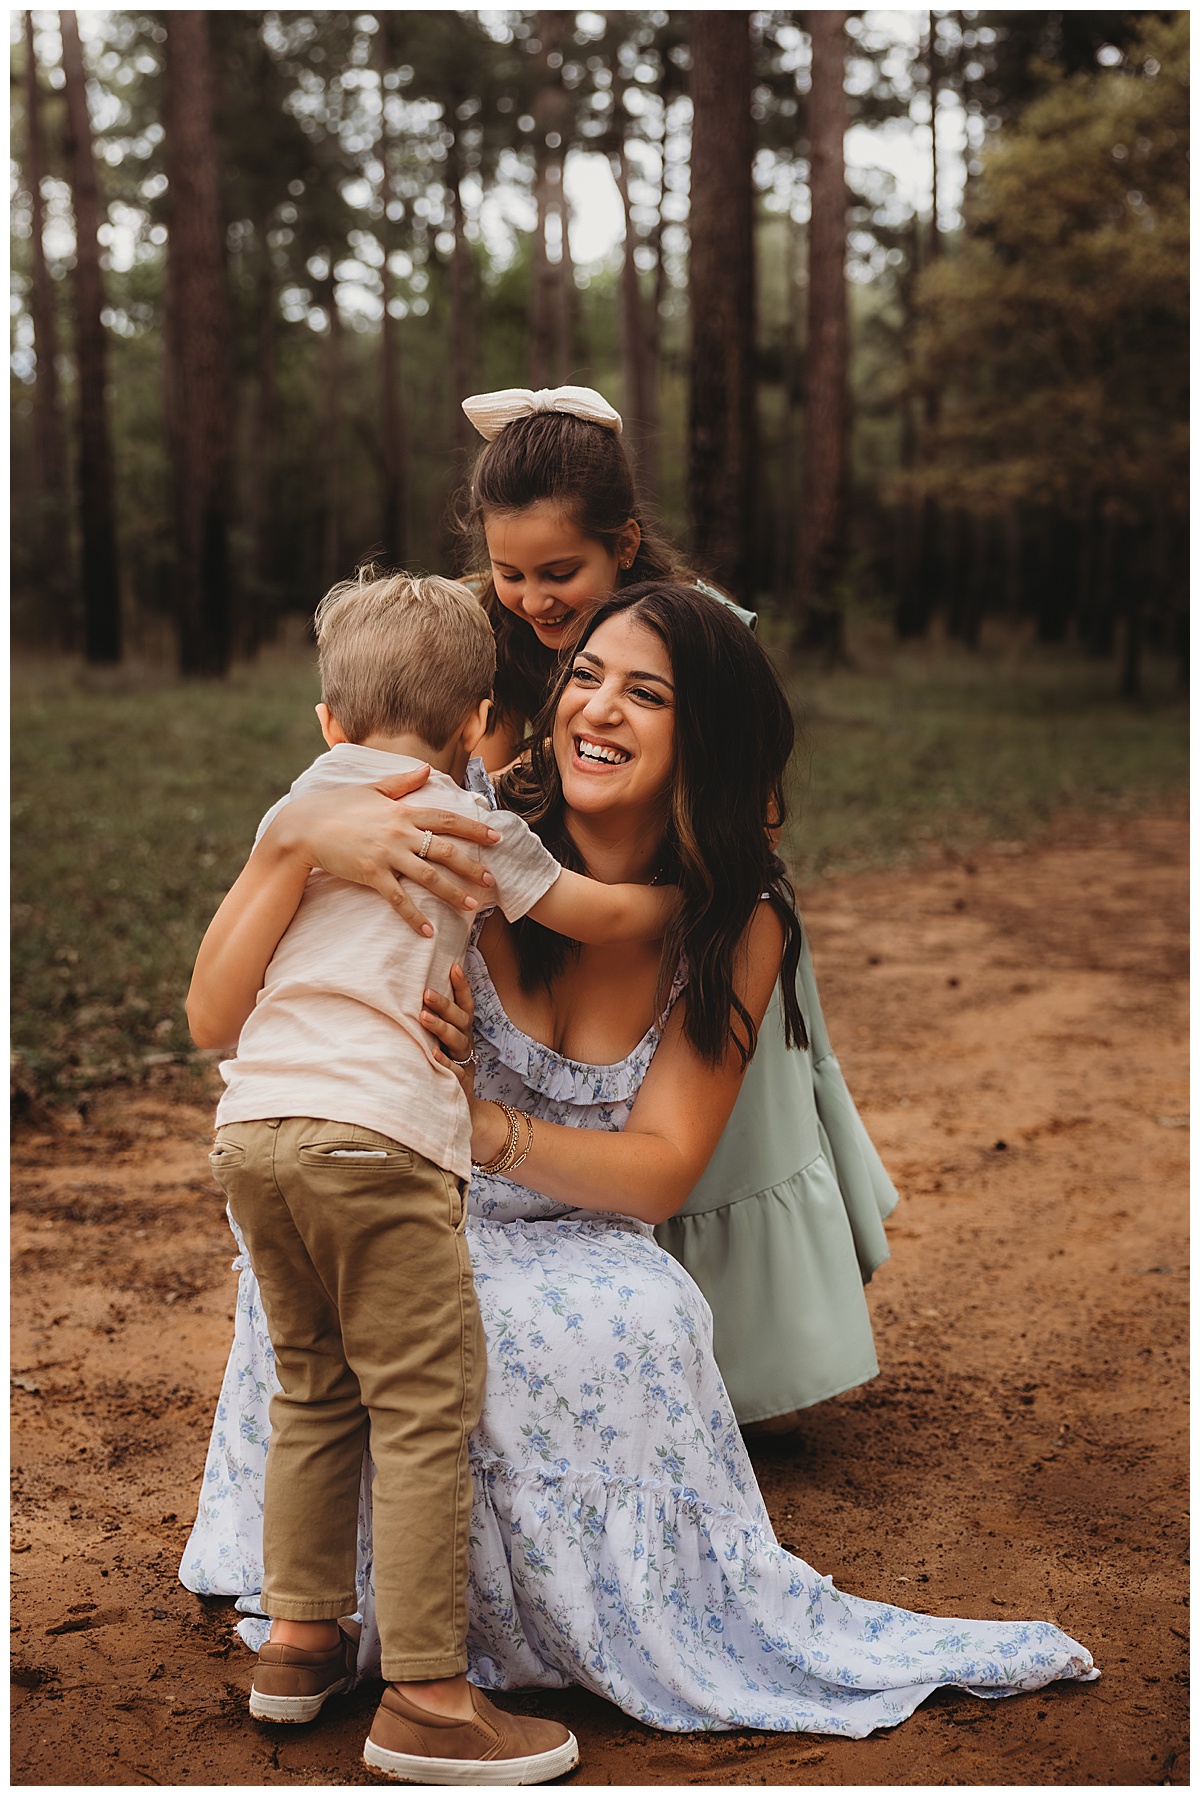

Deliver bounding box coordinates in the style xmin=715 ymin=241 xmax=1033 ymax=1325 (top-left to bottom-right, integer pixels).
xmin=740 ymin=899 xmax=786 ymax=993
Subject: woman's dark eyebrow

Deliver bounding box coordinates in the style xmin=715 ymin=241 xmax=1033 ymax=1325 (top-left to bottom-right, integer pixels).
xmin=574 ymin=650 xmax=674 ymax=690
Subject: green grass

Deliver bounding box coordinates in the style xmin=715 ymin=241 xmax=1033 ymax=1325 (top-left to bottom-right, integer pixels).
xmin=11 ymin=630 xmax=1188 ymax=1103
xmin=775 ymin=626 xmax=1188 ymax=879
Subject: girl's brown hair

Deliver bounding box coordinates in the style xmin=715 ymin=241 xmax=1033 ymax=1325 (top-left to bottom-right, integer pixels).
xmin=500 ymin=582 xmax=806 ymax=1069
xmin=457 ymin=410 xmax=695 ymax=728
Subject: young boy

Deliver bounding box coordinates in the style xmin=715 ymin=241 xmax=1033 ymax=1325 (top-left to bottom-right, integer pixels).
xmin=204 ymin=572 xmax=672 ymax=1784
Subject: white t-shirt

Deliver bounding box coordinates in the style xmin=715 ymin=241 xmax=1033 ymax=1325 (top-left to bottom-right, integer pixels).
xmin=216 ymin=743 xmax=560 ymax=1178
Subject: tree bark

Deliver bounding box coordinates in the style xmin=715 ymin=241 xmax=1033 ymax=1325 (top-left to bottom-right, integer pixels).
xmin=163 ymin=11 xmax=235 ymax=676
xmin=319 ymin=286 xmax=342 ymax=590
xmin=247 ymin=248 xmax=278 ymax=652
xmin=795 ymin=10 xmax=849 ymax=655
xmin=379 ymin=273 xmax=405 ymax=568
xmin=687 ymin=11 xmax=756 ymax=599
xmin=615 ymin=129 xmax=653 ymax=487
xmin=376 ymin=29 xmax=407 ymax=567
xmin=448 ymin=151 xmax=474 ymax=470
xmin=530 ymin=11 xmax=570 ymax=388
xmin=24 ymin=11 xmax=73 ymax=647
xmin=60 ymin=9 xmax=121 ymax=664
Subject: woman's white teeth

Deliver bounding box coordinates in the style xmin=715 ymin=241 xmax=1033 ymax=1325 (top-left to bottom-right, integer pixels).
xmin=576 ymin=737 xmax=629 ymax=765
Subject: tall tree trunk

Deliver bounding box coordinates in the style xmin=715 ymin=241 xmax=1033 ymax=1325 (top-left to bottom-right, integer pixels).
xmin=375 ymin=23 xmax=407 ymax=568
xmin=795 ymin=10 xmax=849 ymax=656
xmin=554 ymin=167 xmax=577 ymax=380
xmin=24 ymin=11 xmax=73 ymax=647
xmin=531 ymin=138 xmax=556 ymax=387
xmin=247 ymin=247 xmax=278 ymax=651
xmin=60 ymin=9 xmax=121 ymax=664
xmin=448 ymin=153 xmax=473 ymax=469
xmin=379 ymin=274 xmax=405 ymax=567
xmin=687 ymin=11 xmax=755 ymax=599
xmin=530 ymin=11 xmax=570 ymax=387
xmin=319 ymin=285 xmax=342 ymax=589
xmin=774 ymin=190 xmax=801 ymax=605
xmin=615 ymin=129 xmax=652 ymax=486
xmin=163 ymin=11 xmax=234 ymax=676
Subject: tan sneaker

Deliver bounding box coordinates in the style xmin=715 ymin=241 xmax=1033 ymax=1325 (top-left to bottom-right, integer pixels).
xmin=363 ymin=1683 xmax=579 ymax=1785
xmin=249 ymin=1627 xmax=359 ymax=1723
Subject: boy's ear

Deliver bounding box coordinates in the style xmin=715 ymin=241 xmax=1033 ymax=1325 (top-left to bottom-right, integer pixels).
xmin=316 ymin=703 xmax=349 ymax=748
xmin=460 ymin=697 xmax=493 ymax=757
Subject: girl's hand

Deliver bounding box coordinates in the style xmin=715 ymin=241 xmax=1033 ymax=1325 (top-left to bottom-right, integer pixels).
xmin=271 ymin=767 xmax=501 ymax=937
xmin=420 ymin=962 xmax=476 ymax=1086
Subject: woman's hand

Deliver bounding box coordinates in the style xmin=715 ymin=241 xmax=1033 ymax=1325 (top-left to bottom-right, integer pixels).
xmin=420 ymin=962 xmax=476 ymax=1082
xmin=272 ymin=767 xmax=501 ymax=937
xmin=421 ymin=966 xmax=511 ymax=1164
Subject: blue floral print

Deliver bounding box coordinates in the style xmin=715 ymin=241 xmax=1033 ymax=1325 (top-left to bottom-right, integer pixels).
xmin=179 ymin=946 xmax=1096 ymax=1737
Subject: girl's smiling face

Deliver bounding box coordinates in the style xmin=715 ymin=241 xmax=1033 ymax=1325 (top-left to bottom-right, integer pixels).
xmin=552 ymin=611 xmax=675 ymax=820
xmin=484 ymin=501 xmax=640 ymax=651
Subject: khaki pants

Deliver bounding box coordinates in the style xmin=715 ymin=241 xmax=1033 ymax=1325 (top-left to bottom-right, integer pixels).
xmin=210 ymin=1117 xmax=485 ymax=1681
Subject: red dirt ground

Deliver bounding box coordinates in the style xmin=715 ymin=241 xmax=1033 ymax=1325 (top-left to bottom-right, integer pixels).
xmin=11 ymin=812 xmax=1188 ymax=1786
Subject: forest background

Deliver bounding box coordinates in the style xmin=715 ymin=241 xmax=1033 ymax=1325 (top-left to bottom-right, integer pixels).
xmin=10 ymin=8 xmax=1190 ymax=1106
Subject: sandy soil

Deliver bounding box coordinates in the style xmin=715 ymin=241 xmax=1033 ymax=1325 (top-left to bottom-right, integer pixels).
xmin=11 ymin=812 xmax=1189 ymax=1787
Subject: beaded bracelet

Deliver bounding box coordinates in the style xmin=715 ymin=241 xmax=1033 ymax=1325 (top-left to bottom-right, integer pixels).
xmin=473 ymin=1103 xmax=536 ymax=1178
xmin=473 ymin=1103 xmax=520 ymax=1176
xmin=508 ymin=1109 xmax=535 ymax=1175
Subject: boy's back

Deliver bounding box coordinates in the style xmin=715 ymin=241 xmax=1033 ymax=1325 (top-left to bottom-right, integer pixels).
xmin=216 ymin=741 xmax=558 ymax=1178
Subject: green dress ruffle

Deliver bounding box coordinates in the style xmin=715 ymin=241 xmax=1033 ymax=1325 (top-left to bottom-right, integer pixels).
xmin=655 ymin=931 xmax=898 ymax=1425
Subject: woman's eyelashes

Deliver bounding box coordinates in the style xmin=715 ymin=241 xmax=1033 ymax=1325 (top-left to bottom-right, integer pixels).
xmin=570 ymin=665 xmax=667 ymax=707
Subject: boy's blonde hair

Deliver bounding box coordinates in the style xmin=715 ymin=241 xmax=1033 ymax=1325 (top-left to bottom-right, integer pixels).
xmin=315 ymin=569 xmax=496 ymax=748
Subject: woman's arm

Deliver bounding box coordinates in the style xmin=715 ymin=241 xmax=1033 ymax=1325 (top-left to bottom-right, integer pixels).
xmin=426 ymin=906 xmax=784 ymax=1224
xmin=187 ymin=767 xmax=502 ymax=1051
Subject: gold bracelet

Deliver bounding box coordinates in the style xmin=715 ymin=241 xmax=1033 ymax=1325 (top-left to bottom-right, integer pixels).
xmin=508 ymin=1110 xmax=535 ymax=1175
xmin=473 ymin=1103 xmax=520 ymax=1176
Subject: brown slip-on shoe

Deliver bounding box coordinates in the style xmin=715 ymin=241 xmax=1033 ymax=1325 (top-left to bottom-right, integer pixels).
xmin=363 ymin=1683 xmax=579 ymax=1785
xmin=249 ymin=1626 xmax=359 ymax=1723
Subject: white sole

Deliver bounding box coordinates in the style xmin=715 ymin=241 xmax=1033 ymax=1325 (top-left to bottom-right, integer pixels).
xmin=362 ymin=1730 xmax=580 ymax=1785
xmin=249 ymin=1676 xmax=353 ymax=1723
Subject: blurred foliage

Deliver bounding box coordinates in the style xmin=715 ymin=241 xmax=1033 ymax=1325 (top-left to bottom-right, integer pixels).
xmin=10 ymin=9 xmax=1187 ymax=677
xmin=910 ymin=14 xmax=1188 ymax=523
xmin=11 ymin=631 xmax=1188 ymax=1105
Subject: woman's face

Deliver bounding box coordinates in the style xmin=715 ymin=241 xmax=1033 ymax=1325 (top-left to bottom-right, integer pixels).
xmin=552 ymin=612 xmax=675 ymax=821
xmin=484 ymin=501 xmax=638 ymax=652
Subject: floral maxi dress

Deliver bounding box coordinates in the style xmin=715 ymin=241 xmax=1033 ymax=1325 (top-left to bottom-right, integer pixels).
xmin=179 ymin=946 xmax=1097 ymax=1738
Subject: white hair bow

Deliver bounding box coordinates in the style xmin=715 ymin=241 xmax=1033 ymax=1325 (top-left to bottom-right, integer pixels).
xmin=461 ymin=385 xmax=623 ymax=441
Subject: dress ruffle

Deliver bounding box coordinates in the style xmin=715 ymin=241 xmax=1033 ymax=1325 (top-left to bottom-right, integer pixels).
xmin=457 ymin=1455 xmax=1095 ymax=1737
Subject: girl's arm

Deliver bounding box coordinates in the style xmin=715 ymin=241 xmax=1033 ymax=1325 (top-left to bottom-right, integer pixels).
xmin=187 ymin=767 xmax=501 ymax=1051
xmin=526 ymin=868 xmax=676 ymax=946
xmin=425 ymin=905 xmax=784 ymax=1223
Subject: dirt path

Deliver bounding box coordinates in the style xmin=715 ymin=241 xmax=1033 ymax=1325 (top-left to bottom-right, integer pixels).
xmin=11 ymin=813 xmax=1188 ymax=1787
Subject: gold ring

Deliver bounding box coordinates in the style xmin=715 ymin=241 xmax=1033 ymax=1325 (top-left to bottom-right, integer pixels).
xmin=417 ymin=830 xmax=433 ymax=860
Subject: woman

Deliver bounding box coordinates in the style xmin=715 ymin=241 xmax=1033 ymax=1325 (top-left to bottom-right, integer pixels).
xmin=182 ymin=586 xmax=1095 ymax=1736
xmin=251 ymin=383 xmax=897 ymax=1428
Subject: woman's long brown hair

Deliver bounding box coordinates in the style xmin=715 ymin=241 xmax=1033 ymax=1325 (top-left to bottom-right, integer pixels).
xmin=499 ymin=583 xmax=806 ymax=1069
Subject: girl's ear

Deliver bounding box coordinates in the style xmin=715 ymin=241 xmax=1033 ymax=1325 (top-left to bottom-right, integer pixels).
xmin=617 ymin=517 xmax=642 ymax=570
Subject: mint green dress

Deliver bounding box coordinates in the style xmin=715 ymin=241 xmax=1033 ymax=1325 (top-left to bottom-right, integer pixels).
xmin=655 ymin=931 xmax=898 ymax=1424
